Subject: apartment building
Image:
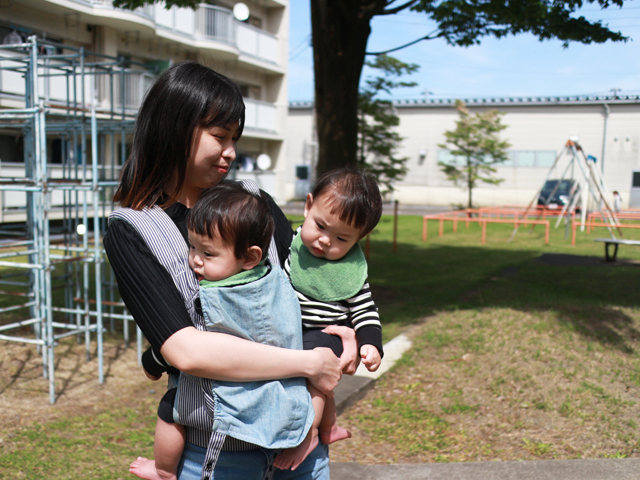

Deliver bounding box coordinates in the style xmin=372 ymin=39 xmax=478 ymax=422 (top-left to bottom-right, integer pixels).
xmin=0 ymin=0 xmax=289 ymax=222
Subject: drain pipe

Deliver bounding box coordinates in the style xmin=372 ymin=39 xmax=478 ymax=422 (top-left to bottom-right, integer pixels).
xmin=601 ymin=103 xmax=610 ymax=174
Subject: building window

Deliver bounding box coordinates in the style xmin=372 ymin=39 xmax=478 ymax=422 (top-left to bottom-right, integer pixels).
xmin=505 ymin=150 xmax=556 ymax=168
xmin=438 ymin=149 xmax=556 ymax=168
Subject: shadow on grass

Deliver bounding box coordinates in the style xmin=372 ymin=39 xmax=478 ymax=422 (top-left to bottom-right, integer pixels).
xmin=368 ymin=240 xmax=640 ymax=354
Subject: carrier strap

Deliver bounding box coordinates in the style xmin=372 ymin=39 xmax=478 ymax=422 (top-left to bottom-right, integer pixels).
xmin=200 ymin=392 xmax=276 ymax=480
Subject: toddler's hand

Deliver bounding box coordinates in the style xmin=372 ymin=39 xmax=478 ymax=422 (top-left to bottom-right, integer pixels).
xmin=360 ymin=345 xmax=381 ymax=372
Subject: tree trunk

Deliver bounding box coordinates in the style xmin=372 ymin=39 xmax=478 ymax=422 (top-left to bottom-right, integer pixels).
xmin=311 ymin=1 xmax=378 ymax=178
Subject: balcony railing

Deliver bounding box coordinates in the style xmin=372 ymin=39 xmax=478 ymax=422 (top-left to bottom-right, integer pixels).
xmin=244 ymin=98 xmax=277 ymax=132
xmin=196 ymin=4 xmax=234 ymax=43
xmin=235 ymin=22 xmax=278 ymax=64
xmin=62 ymin=0 xmax=280 ymax=65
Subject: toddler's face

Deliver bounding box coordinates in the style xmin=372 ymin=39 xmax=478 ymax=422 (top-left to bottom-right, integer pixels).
xmin=188 ymin=230 xmax=246 ymax=282
xmin=300 ymin=194 xmax=362 ymax=261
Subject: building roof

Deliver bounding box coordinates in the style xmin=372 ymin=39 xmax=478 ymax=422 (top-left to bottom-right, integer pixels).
xmin=290 ymin=95 xmax=640 ymax=110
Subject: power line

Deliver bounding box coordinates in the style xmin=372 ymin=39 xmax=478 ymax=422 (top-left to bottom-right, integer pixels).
xmin=290 ymin=45 xmax=311 ymax=61
xmin=289 ymin=34 xmax=311 ymax=60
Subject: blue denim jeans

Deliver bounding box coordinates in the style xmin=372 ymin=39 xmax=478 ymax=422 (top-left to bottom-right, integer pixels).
xmin=177 ymin=442 xmax=329 ymax=480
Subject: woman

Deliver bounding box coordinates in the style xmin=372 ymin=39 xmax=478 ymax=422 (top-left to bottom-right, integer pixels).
xmin=104 ymin=62 xmax=358 ymax=479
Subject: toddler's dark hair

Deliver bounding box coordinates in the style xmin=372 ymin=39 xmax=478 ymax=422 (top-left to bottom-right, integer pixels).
xmin=311 ymin=168 xmax=382 ymax=238
xmin=188 ymin=181 xmax=274 ymax=261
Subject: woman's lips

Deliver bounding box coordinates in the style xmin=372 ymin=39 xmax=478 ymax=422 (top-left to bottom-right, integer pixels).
xmin=216 ymin=165 xmax=229 ymax=174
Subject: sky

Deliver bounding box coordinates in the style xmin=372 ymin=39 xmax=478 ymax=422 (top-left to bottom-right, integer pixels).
xmin=287 ymin=1 xmax=640 ymax=102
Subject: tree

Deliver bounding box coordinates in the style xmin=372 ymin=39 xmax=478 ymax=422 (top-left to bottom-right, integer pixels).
xmin=310 ymin=0 xmax=626 ymax=178
xmin=358 ymin=55 xmax=418 ymax=195
xmin=438 ymin=100 xmax=510 ymax=209
xmin=113 ymin=0 xmax=629 ymax=179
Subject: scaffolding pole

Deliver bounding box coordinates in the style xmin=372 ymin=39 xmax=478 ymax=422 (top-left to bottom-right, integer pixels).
xmin=0 ymin=36 xmax=152 ymax=403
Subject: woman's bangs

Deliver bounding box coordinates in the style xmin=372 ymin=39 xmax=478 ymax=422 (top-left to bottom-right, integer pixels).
xmin=202 ymin=90 xmax=245 ymax=136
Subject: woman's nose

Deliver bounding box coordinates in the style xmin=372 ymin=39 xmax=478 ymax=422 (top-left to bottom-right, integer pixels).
xmin=222 ymin=140 xmax=236 ymax=162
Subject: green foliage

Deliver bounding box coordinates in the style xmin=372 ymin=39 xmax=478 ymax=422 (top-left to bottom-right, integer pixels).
xmin=358 ymin=55 xmax=418 ymax=194
xmin=113 ymin=0 xmax=197 ymax=9
xmin=412 ymin=0 xmax=628 ymax=48
xmin=438 ymin=100 xmax=511 ymax=208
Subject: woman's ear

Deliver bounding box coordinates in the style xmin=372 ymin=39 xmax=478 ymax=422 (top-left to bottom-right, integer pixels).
xmin=242 ymin=246 xmax=263 ymax=270
xmin=303 ymin=193 xmax=314 ymax=218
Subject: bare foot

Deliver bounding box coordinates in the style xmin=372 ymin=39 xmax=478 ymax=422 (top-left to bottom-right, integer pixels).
xmin=273 ymin=429 xmax=319 ymax=471
xmin=319 ymin=424 xmax=351 ymax=445
xmin=129 ymin=457 xmax=177 ymax=480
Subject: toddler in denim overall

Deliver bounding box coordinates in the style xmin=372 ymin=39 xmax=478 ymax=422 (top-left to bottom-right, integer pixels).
xmin=130 ymin=181 xmax=313 ymax=480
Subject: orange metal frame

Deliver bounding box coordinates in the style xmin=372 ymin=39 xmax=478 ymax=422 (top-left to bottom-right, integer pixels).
xmin=571 ymin=221 xmax=640 ymax=246
xmin=422 ymin=208 xmax=550 ymax=245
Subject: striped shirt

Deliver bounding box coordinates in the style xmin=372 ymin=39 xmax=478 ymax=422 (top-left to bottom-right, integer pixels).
xmin=284 ymin=239 xmax=383 ymax=354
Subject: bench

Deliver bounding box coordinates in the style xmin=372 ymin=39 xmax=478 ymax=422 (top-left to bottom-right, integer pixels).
xmin=593 ymin=238 xmax=640 ymax=262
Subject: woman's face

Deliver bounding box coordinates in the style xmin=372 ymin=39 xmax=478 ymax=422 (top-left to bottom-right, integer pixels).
xmin=184 ymin=122 xmax=240 ymax=192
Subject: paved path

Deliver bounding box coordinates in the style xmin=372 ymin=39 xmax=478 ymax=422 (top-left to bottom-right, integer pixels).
xmin=331 ymin=329 xmax=640 ymax=480
xmin=330 ymin=458 xmax=640 ymax=479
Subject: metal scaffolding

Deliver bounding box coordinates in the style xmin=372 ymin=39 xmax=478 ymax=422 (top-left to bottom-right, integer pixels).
xmin=0 ymin=36 xmax=156 ymax=403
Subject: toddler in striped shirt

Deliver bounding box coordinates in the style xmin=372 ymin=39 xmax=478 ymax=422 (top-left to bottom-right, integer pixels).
xmin=274 ymin=168 xmax=384 ymax=471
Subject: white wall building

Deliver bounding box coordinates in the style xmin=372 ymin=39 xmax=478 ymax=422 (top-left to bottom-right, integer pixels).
xmin=287 ymin=96 xmax=640 ymax=208
xmin=0 ymin=0 xmax=289 ymax=221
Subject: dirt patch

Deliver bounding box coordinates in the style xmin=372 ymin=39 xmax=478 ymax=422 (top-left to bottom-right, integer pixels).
xmin=0 ymin=336 xmax=163 ymax=437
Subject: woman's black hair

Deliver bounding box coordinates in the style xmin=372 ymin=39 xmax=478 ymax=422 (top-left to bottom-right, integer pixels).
xmin=187 ymin=181 xmax=274 ymax=261
xmin=311 ymin=168 xmax=383 ymax=238
xmin=113 ymin=61 xmax=245 ymax=210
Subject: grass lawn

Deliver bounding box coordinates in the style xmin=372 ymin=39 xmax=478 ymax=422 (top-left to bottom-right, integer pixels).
xmin=2 ymin=212 xmax=640 ymax=475
xmin=327 ymin=214 xmax=640 ymax=463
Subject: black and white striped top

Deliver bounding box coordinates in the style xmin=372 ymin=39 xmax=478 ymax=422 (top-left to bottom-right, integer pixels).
xmin=284 ymin=240 xmax=383 ymax=354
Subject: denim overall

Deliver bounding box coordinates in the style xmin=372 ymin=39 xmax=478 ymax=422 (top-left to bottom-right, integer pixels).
xmin=198 ymin=266 xmax=313 ymax=449
xmin=108 ymin=181 xmax=300 ymax=480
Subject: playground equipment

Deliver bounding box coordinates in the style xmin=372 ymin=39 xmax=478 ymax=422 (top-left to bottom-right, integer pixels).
xmin=509 ymin=140 xmax=620 ymax=242
xmin=0 ymin=37 xmax=156 ymax=403
xmin=421 ymin=140 xmax=638 ymax=253
xmin=423 ymin=207 xmax=552 ymax=245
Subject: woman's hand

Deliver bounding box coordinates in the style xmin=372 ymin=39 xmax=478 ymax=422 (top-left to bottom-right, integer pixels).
xmin=322 ymin=325 xmax=360 ymax=375
xmin=307 ymin=347 xmax=341 ymax=397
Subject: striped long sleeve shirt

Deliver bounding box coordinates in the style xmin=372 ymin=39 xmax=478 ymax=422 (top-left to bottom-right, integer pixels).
xmin=284 ymin=250 xmax=383 ymax=356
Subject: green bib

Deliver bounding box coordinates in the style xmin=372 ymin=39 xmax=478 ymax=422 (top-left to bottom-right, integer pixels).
xmin=289 ymin=232 xmax=367 ymax=302
xmin=200 ymin=264 xmax=269 ymax=289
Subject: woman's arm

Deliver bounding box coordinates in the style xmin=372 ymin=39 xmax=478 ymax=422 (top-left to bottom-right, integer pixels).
xmin=161 ymin=327 xmax=342 ymax=396
xmin=105 ymin=218 xmax=341 ymax=394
